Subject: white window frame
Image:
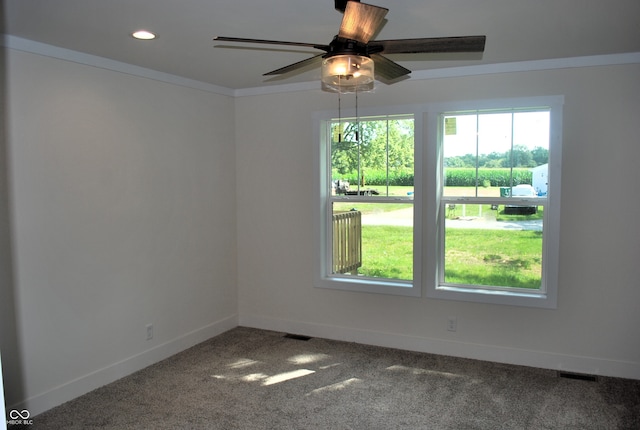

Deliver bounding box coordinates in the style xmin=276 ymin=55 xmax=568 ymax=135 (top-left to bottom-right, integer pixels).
xmin=313 ymin=104 xmax=423 ymax=297
xmin=313 ymin=96 xmax=562 ymax=307
xmin=424 ymin=96 xmax=563 ymax=308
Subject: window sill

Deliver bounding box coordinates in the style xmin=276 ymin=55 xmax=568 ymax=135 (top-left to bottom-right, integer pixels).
xmin=315 ymin=276 xmax=421 ymax=297
xmin=428 ymin=285 xmax=556 ymax=309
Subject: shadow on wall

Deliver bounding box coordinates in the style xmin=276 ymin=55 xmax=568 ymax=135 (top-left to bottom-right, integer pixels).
xmin=0 ymin=0 xmax=27 ymax=411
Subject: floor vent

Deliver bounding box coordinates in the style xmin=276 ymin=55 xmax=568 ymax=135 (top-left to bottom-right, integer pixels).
xmin=284 ymin=333 xmax=312 ymax=341
xmin=558 ymin=371 xmax=598 ymax=382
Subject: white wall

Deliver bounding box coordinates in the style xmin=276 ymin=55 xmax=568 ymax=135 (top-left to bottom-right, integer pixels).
xmin=4 ymin=49 xmax=238 ymax=414
xmin=236 ymin=64 xmax=640 ymax=379
xmin=0 ymin=46 xmax=24 ymax=418
xmin=2 ymin=44 xmax=639 ymax=418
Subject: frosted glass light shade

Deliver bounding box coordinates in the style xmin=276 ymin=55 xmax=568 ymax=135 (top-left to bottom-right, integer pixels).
xmin=321 ymin=55 xmax=374 ymax=93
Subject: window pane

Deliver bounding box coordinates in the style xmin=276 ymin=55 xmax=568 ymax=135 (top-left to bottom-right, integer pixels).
xmin=332 ymin=202 xmax=413 ymax=281
xmin=443 ymin=203 xmax=543 ymax=290
xmin=443 ymin=111 xmax=550 ymax=199
xmin=331 ymin=118 xmax=414 ymax=198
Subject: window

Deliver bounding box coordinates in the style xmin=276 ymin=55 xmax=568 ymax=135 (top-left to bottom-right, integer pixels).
xmin=313 ymin=106 xmax=421 ymax=296
xmin=426 ymin=97 xmax=562 ymax=308
xmin=314 ymin=96 xmax=562 ymax=306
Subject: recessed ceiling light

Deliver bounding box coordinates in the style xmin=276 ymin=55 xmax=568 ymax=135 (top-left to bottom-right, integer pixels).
xmin=132 ymin=30 xmax=156 ymax=40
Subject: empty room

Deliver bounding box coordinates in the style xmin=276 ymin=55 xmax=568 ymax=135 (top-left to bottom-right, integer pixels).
xmin=1 ymin=0 xmax=639 ymax=428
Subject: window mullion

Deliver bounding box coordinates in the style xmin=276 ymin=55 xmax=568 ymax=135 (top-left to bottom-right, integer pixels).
xmin=475 ymin=112 xmax=480 ymax=197
xmin=510 ymin=111 xmax=515 ymax=187
xmin=386 ymin=119 xmax=390 ymax=196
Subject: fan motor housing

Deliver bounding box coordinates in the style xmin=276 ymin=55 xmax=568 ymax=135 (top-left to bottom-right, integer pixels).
xmin=325 ymin=36 xmax=380 ymax=59
xmin=335 ymin=0 xmax=361 ymax=13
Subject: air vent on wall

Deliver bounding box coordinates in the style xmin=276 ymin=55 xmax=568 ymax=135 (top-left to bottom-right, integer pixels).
xmin=558 ymin=371 xmax=598 ymax=382
xmin=284 ymin=333 xmax=312 ymax=341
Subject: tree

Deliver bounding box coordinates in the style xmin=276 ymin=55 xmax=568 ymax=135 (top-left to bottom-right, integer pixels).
xmin=531 ymin=146 xmax=549 ymax=166
xmin=508 ymin=145 xmax=535 ymax=167
xmin=443 ymin=145 xmax=548 ymax=169
xmin=331 ymin=118 xmax=414 ymax=179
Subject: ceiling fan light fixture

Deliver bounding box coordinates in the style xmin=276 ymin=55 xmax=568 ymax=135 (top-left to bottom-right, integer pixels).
xmin=321 ymin=54 xmax=374 ymax=93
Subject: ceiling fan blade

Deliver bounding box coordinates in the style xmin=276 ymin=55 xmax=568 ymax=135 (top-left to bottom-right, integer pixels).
xmin=339 ymin=1 xmax=388 ymax=44
xmin=263 ymin=54 xmax=325 ymax=76
xmin=370 ymin=35 xmax=486 ymax=54
xmin=370 ymin=53 xmax=411 ymax=81
xmin=214 ymin=36 xmax=329 ymax=51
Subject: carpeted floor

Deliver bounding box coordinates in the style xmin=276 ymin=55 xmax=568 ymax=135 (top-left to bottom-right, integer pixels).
xmin=30 ymin=327 xmax=640 ymax=429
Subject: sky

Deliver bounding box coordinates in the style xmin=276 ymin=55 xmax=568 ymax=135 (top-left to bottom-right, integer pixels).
xmin=443 ymin=111 xmax=550 ymax=157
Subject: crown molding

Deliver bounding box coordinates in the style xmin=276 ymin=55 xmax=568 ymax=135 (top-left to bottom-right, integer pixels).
xmin=3 ymin=35 xmax=639 ymax=98
xmin=407 ymin=52 xmax=640 ymax=81
xmin=1 ymin=35 xmax=235 ymax=97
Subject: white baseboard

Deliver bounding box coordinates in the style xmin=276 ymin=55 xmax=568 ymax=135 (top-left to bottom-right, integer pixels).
xmin=13 ymin=312 xmax=638 ymax=418
xmin=240 ymin=315 xmax=640 ymax=380
xmin=15 ymin=314 xmax=238 ymax=417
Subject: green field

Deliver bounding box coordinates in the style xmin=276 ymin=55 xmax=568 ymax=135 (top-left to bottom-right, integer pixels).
xmin=356 ymin=225 xmax=542 ymax=288
xmin=442 ymin=228 xmax=542 ymax=289
xmin=360 ymin=225 xmax=413 ymax=280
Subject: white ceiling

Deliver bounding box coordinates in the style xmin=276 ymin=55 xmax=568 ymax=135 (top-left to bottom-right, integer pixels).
xmin=3 ymin=0 xmax=640 ymax=91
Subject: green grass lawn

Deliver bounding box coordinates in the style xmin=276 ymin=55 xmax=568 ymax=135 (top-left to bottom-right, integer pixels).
xmin=443 ymin=228 xmax=542 ymax=289
xmin=356 ymin=225 xmax=542 ymax=289
xmin=360 ymin=225 xmax=413 ymax=280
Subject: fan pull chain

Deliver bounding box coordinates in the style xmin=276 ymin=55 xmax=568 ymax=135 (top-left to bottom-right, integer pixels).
xmin=337 ymin=85 xmax=342 ymax=143
xmin=355 ymin=88 xmax=359 ymax=142
xmin=355 ymin=88 xmax=362 ymax=190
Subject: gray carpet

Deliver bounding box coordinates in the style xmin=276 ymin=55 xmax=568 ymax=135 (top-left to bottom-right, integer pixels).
xmin=30 ymin=327 xmax=640 ymax=429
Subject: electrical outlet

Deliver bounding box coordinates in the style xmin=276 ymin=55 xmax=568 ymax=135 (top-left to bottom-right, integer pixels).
xmin=146 ymin=324 xmax=153 ymax=340
xmin=447 ymin=317 xmax=457 ymax=332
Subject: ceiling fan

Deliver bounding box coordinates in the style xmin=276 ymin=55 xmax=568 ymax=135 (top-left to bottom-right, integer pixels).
xmin=214 ymin=0 xmax=485 ymax=91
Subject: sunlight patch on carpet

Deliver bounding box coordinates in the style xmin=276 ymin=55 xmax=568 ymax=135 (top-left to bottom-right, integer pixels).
xmin=386 ymin=364 xmax=465 ymax=379
xmin=243 ymin=373 xmax=269 ymax=382
xmin=228 ymin=358 xmax=260 ymax=369
xmin=262 ymin=369 xmax=316 ymax=386
xmin=319 ymin=362 xmax=343 ymax=370
xmin=287 ymin=353 xmax=331 ymax=365
xmin=307 ymin=378 xmax=362 ymax=395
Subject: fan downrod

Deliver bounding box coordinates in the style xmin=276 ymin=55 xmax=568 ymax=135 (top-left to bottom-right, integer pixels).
xmin=335 ymin=0 xmax=361 ymax=13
